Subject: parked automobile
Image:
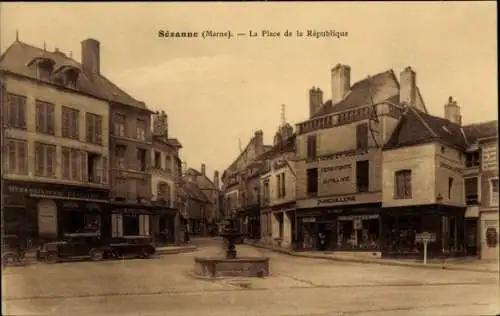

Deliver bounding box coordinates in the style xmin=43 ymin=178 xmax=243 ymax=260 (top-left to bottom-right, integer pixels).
xmin=2 ymin=234 xmax=29 ymax=268
xmin=36 ymin=232 xmax=112 ymax=263
xmin=109 ymin=236 xmax=156 ymax=259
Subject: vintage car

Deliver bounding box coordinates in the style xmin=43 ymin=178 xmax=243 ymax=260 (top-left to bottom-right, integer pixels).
xmin=36 ymin=232 xmax=112 ymax=263
xmin=108 ymin=236 xmax=156 ymax=259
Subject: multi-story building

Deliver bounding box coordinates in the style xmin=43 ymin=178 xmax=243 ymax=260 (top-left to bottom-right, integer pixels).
xmin=150 ymin=110 xmax=183 ymax=244
xmin=293 ymin=65 xmax=427 ymax=251
xmin=221 ymin=130 xmax=271 ymax=233
xmin=1 ymin=38 xmax=111 ymax=241
xmin=184 ymin=164 xmax=221 ymax=235
xmin=259 ymin=123 xmax=296 ymax=248
xmin=177 ymin=179 xmax=211 ymax=237
xmin=462 ymin=120 xmax=498 ymax=260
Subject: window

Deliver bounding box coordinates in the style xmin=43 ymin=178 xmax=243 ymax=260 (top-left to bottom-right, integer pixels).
xmin=263 ymin=180 xmax=270 ymax=204
xmin=157 ymin=183 xmax=171 ymax=202
xmin=34 ymin=143 xmax=56 ymax=178
xmin=276 ymin=173 xmax=286 ymax=198
xmin=86 ymin=113 xmax=102 ymax=145
xmin=465 ymin=151 xmax=480 ymax=167
xmin=136 ymin=119 xmax=147 ymax=141
xmin=5 ymin=93 xmax=27 ymax=129
xmin=356 ymin=123 xmax=369 ymax=150
xmin=448 ymin=177 xmax=454 ymax=199
xmin=394 ymin=170 xmax=412 ymax=199
xmin=464 ymin=177 xmax=479 ymax=205
xmin=137 ymin=148 xmax=147 ymax=171
xmin=114 ymin=178 xmax=128 ymax=199
xmin=61 ymin=147 xmax=84 ymax=181
xmin=490 ymin=178 xmax=499 ymax=207
xmin=35 ymin=100 xmax=55 ymax=135
xmin=113 ymin=114 xmax=126 ymax=137
xmin=62 ymin=106 xmax=79 ymax=139
xmin=6 ymin=139 xmax=27 ymax=174
xmin=115 ymin=145 xmax=126 ymax=169
xmin=37 ymin=63 xmax=52 ymax=81
xmin=307 ymin=135 xmax=317 ymax=159
xmin=87 ymin=153 xmax=105 ymax=184
xmin=356 ymin=160 xmax=370 ymax=193
xmin=307 ymin=168 xmax=318 ymax=195
xmin=165 ymin=155 xmax=172 ymax=173
xmin=154 ymin=151 xmax=162 ymax=169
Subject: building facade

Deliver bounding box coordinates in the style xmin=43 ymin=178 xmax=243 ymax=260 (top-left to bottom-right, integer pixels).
xmin=1 ymin=38 xmax=111 ymax=242
xmin=293 ymin=65 xmax=424 ymax=251
xmin=221 ymin=130 xmax=271 ymax=234
xmin=150 ymin=110 xmax=183 ymax=244
xmin=259 ymin=123 xmax=297 ymax=248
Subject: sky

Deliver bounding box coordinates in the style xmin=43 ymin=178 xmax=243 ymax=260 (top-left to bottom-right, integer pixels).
xmin=1 ymin=2 xmax=497 ymax=179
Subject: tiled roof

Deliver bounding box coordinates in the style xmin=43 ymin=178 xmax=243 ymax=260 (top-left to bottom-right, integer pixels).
xmin=313 ymin=70 xmax=400 ymax=117
xmin=0 ymin=40 xmax=147 ymax=110
xmin=462 ymin=121 xmax=498 ymax=145
xmin=384 ymin=107 xmax=468 ymax=151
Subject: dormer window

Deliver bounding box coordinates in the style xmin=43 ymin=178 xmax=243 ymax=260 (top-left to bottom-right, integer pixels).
xmin=27 ymin=57 xmax=55 ymax=81
xmin=52 ymin=65 xmax=80 ymax=89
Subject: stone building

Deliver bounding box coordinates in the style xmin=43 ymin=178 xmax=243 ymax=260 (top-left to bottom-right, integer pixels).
xmin=150 ymin=110 xmax=183 ymax=244
xmin=293 ymin=64 xmax=426 ymax=251
xmin=258 ymin=123 xmax=297 ymax=248
xmin=0 ymin=38 xmax=111 ymax=241
xmin=221 ymin=130 xmax=271 ymax=234
xmin=184 ymin=164 xmax=221 ymax=235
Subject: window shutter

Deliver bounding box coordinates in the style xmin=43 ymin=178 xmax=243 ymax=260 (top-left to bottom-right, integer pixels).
xmin=47 ymin=104 xmax=54 ymax=134
xmin=139 ymin=215 xmax=145 ymax=236
xmin=86 ymin=114 xmax=93 ymax=143
xmin=70 ymin=150 xmax=78 ymax=180
xmin=35 ymin=144 xmax=44 ymax=176
xmin=144 ymin=215 xmax=150 ymax=236
xmin=81 ymin=151 xmax=88 ymax=182
xmin=96 ymin=117 xmax=102 ymax=144
xmin=62 ymin=109 xmax=69 ymax=137
xmin=46 ymin=146 xmax=54 ymax=177
xmin=18 ymin=98 xmax=26 ymax=128
xmin=117 ymin=214 xmax=123 ymax=237
xmin=18 ymin=141 xmax=27 ymax=174
xmin=102 ymin=156 xmax=108 ymax=184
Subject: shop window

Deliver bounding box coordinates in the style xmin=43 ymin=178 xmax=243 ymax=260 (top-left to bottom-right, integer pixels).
xmin=356 ymin=160 xmax=369 ymax=193
xmin=307 ymin=168 xmax=318 ymax=195
xmin=394 ymin=169 xmax=412 ymax=199
xmin=464 ymin=177 xmax=479 ymax=205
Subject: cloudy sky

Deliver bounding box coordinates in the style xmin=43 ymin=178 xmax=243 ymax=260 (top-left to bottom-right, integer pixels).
xmin=1 ymin=2 xmax=497 ymax=178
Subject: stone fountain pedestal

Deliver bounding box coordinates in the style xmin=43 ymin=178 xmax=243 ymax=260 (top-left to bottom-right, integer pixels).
xmin=193 ymin=222 xmax=270 ymax=278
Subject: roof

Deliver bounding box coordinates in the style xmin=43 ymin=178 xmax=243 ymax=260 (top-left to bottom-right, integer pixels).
xmin=257 ymin=133 xmax=296 ymax=160
xmin=384 ymin=107 xmax=468 ymax=151
xmin=313 ymin=70 xmax=400 ymax=117
xmin=180 ymin=181 xmax=210 ymax=203
xmin=462 ymin=121 xmax=498 ymax=145
xmin=0 ymin=40 xmax=147 ymax=110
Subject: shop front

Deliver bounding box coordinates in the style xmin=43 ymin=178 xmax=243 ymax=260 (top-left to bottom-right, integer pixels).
xmin=110 ymin=201 xmax=161 ymax=238
xmin=3 ymin=180 xmax=110 ymax=243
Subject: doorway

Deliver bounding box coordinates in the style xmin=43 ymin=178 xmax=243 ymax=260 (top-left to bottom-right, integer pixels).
xmin=123 ymin=214 xmax=140 ymax=236
xmin=465 ymin=219 xmax=478 ymax=256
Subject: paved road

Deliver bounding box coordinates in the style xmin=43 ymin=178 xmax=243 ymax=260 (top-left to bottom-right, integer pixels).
xmin=2 ymin=238 xmax=498 ymax=316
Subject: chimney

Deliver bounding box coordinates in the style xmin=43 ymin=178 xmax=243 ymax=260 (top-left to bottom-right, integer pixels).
xmin=201 ymin=164 xmax=206 ymax=175
xmin=399 ymin=66 xmax=417 ymax=107
xmin=81 ymin=38 xmax=100 ymax=75
xmin=309 ymin=87 xmax=323 ymax=118
xmin=214 ymin=170 xmax=220 ymax=190
xmin=444 ymin=96 xmax=462 ymax=125
xmin=331 ymin=64 xmax=351 ymax=104
xmin=254 ymin=130 xmax=264 ymax=154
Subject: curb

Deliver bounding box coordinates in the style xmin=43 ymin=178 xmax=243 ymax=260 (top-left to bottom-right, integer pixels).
xmin=247 ymin=242 xmax=498 ymax=274
xmin=156 ymin=246 xmax=197 ymax=256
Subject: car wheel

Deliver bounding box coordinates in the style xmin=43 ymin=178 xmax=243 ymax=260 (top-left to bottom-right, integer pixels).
xmin=140 ymin=248 xmax=151 ymax=259
xmin=3 ymin=253 xmax=18 ymax=266
xmin=90 ymin=248 xmax=104 ymax=261
xmin=45 ymin=252 xmax=59 ymax=264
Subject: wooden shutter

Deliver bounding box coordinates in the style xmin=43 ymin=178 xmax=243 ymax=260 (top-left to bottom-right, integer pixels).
xmin=62 ymin=108 xmax=69 ymax=137
xmin=70 ymin=150 xmax=78 ymax=180
xmin=81 ymin=151 xmax=88 ymax=182
xmin=18 ymin=141 xmax=27 ymax=174
xmin=47 ymin=104 xmax=54 ymax=134
xmin=86 ymin=113 xmax=92 ymax=143
xmin=18 ymin=97 xmax=26 ymax=128
xmin=35 ymin=144 xmax=44 ymax=176
xmin=102 ymin=156 xmax=108 ymax=184
xmin=96 ymin=116 xmax=102 ymax=144
xmin=46 ymin=145 xmax=54 ymax=177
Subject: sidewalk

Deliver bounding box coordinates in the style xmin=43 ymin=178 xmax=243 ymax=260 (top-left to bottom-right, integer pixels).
xmin=246 ymin=240 xmax=499 ymax=273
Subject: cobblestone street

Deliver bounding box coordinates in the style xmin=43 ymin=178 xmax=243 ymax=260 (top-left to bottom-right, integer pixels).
xmin=2 ymin=239 xmax=498 ymax=316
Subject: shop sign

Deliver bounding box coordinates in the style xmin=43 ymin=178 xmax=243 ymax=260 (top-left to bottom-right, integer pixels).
xmin=415 ymin=232 xmax=437 ymax=243
xmin=338 ymin=214 xmax=379 ymax=221
xmin=317 ymin=196 xmax=356 ymax=206
xmin=6 ymin=183 xmax=107 ymax=200
xmin=482 ymin=144 xmax=498 ymax=171
xmin=307 ymin=149 xmax=368 ymax=163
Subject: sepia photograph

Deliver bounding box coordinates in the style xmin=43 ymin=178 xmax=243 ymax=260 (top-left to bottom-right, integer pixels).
xmin=0 ymin=2 xmax=498 ymax=316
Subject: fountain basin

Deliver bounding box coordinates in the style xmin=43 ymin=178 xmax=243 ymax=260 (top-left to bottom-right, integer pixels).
xmin=194 ymin=256 xmax=270 ymax=278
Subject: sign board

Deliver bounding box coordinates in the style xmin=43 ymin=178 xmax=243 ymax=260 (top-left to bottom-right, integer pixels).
xmin=482 ymin=144 xmax=498 ymax=171
xmin=302 ymin=217 xmax=316 ymax=223
xmin=415 ymin=232 xmax=436 ymax=243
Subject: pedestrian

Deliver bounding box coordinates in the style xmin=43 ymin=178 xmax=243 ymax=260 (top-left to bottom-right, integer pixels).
xmin=318 ymin=232 xmax=326 ymax=251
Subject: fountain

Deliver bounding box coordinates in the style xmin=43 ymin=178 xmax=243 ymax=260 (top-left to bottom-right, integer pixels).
xmin=193 ymin=218 xmax=270 ymax=278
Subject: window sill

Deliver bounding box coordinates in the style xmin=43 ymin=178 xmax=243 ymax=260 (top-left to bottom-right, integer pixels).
xmin=36 ymin=131 xmax=56 ymax=136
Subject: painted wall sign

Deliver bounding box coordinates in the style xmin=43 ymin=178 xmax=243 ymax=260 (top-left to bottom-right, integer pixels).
xmin=482 ymin=145 xmax=498 ymax=171
xmin=6 ymin=183 xmax=108 ymax=200
xmin=317 ymin=196 xmax=356 ymax=206
xmin=307 ymin=149 xmax=368 ymax=163
xmin=439 ymin=161 xmax=462 ymax=173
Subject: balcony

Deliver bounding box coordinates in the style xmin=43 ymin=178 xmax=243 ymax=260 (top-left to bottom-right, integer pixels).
xmin=465 ymin=194 xmax=480 ymax=206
